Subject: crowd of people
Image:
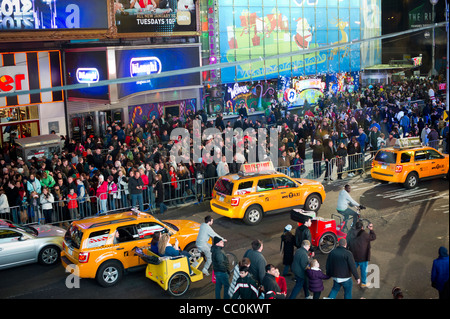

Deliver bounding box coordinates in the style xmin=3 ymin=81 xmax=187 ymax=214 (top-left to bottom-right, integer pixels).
xmin=0 ymin=77 xmax=448 ymax=225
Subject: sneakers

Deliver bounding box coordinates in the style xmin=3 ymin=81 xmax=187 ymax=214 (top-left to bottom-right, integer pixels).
xmin=202 ymin=269 xmax=210 ymax=276
xmin=306 ymin=295 xmax=313 ymax=299
xmin=361 ymin=283 xmax=371 ymax=288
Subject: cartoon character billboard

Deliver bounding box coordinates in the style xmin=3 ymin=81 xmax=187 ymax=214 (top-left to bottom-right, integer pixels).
xmin=218 ymin=0 xmax=381 ymax=83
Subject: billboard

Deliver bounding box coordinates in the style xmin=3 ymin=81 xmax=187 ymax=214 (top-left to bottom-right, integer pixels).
xmin=115 ymin=45 xmax=201 ymax=100
xmin=0 ymin=50 xmax=63 ymax=108
xmin=218 ymin=0 xmax=381 ymax=83
xmin=0 ymin=0 xmax=109 ymax=31
xmin=115 ymin=0 xmax=198 ymax=35
xmin=64 ymin=50 xmax=109 ymax=101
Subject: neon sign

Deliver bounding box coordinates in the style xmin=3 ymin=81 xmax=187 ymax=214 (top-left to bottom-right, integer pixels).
xmin=130 ymin=57 xmax=162 ymax=77
xmin=76 ymin=68 xmax=99 ymax=84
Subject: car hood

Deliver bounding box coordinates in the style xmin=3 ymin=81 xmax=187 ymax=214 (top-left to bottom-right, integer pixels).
xmin=31 ymin=224 xmax=66 ymax=238
xmin=162 ymin=219 xmax=201 ymax=233
xmin=294 ymin=178 xmax=323 ymax=187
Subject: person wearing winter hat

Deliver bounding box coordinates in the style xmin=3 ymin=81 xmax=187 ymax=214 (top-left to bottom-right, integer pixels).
xmin=211 ymin=236 xmax=230 ymax=299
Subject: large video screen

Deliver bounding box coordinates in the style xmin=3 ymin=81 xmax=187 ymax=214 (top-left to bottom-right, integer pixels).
xmin=218 ymin=0 xmax=381 ymax=83
xmin=0 ymin=0 xmax=109 ymax=31
xmin=65 ymin=50 xmax=109 ymax=101
xmin=115 ymin=45 xmax=201 ymax=100
xmin=115 ymin=0 xmax=198 ymax=35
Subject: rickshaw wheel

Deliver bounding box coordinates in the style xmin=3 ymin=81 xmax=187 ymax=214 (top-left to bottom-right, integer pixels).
xmin=168 ymin=272 xmax=191 ymax=297
xmin=318 ymin=232 xmax=337 ymax=254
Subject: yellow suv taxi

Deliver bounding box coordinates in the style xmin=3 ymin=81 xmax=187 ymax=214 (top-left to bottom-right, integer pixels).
xmin=210 ymin=162 xmax=326 ymax=225
xmin=61 ymin=210 xmax=201 ymax=287
xmin=371 ymin=137 xmax=449 ymax=189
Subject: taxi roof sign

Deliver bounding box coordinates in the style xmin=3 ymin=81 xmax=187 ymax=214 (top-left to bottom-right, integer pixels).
xmin=394 ymin=137 xmax=422 ymax=148
xmin=239 ymin=161 xmax=276 ymax=176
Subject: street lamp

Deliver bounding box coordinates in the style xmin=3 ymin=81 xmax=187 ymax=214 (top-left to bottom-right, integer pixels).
xmin=430 ymin=0 xmax=438 ymax=76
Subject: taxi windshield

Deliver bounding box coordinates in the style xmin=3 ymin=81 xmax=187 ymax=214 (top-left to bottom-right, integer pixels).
xmin=375 ymin=151 xmax=397 ymax=164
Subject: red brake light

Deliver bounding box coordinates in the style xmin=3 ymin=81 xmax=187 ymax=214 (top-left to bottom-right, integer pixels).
xmin=231 ymin=197 xmax=240 ymax=206
xmin=395 ymin=165 xmax=403 ymax=173
xmin=78 ymin=252 xmax=90 ymax=263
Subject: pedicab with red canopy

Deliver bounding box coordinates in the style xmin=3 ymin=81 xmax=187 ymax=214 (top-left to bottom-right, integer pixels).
xmin=290 ymin=209 xmax=347 ymax=254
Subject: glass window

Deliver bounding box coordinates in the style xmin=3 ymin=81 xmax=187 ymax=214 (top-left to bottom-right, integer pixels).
xmin=114 ymin=226 xmax=138 ymax=244
xmin=235 ymin=181 xmax=253 ymax=195
xmin=375 ymin=151 xmax=397 ymax=164
xmin=86 ymin=230 xmax=110 ymax=248
xmin=400 ymin=152 xmax=412 ymax=163
xmin=214 ymin=178 xmax=234 ymax=195
xmin=138 ymin=222 xmax=166 ymax=239
xmin=0 ymin=229 xmax=22 ymax=243
xmin=414 ymin=151 xmax=428 ymax=162
xmin=274 ymin=176 xmax=297 ymax=188
xmin=427 ymin=150 xmax=444 ymax=160
xmin=257 ymin=178 xmax=275 ymax=191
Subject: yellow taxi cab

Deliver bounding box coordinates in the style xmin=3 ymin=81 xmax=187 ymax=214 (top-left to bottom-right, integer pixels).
xmin=61 ymin=209 xmax=201 ymax=287
xmin=371 ymin=137 xmax=449 ymax=189
xmin=210 ymin=161 xmax=326 ymax=225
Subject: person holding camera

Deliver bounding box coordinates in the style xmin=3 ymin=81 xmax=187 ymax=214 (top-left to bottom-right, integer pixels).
xmin=40 ymin=187 xmax=54 ymax=224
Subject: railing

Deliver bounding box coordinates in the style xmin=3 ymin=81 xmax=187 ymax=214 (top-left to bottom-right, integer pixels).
xmin=6 ymin=140 xmax=446 ymax=227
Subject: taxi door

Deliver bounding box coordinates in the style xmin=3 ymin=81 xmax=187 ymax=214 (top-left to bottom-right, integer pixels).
xmin=426 ymin=149 xmax=448 ymax=177
xmin=273 ymin=176 xmax=301 ymax=208
xmin=255 ymin=178 xmax=278 ymax=211
xmin=114 ymin=225 xmax=145 ymax=268
xmin=413 ymin=150 xmax=430 ymax=178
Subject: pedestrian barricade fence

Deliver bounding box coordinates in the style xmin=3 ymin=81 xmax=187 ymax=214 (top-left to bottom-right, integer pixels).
xmin=4 ymin=149 xmax=389 ymax=227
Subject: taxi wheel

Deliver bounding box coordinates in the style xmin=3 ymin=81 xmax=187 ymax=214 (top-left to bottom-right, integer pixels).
xmin=243 ymin=205 xmax=263 ymax=226
xmin=404 ymin=172 xmax=418 ymax=189
xmin=304 ymin=194 xmax=321 ymax=212
xmin=96 ymin=261 xmax=123 ymax=287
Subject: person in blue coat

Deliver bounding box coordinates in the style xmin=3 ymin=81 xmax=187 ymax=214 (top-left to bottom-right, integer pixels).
xmin=431 ymin=246 xmax=449 ymax=299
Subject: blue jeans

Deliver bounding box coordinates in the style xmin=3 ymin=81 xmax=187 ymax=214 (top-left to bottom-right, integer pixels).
xmin=355 ymin=261 xmax=368 ymax=284
xmin=289 ymin=276 xmax=309 ymax=299
xmin=159 ymin=202 xmax=168 ymax=214
xmin=131 ymin=193 xmax=144 ymax=211
xmin=214 ymin=271 xmax=230 ymax=299
xmin=328 ymin=278 xmax=353 ymax=299
xmin=99 ymin=199 xmax=107 ymax=213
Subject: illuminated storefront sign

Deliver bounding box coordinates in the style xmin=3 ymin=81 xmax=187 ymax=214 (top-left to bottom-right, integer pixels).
xmin=76 ymin=68 xmax=100 ymax=84
xmin=0 ymin=51 xmax=63 ymax=108
xmin=130 ymin=57 xmax=162 ymax=77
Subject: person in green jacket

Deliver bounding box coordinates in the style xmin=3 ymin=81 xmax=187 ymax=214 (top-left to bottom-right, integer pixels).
xmin=40 ymin=171 xmax=55 ymax=189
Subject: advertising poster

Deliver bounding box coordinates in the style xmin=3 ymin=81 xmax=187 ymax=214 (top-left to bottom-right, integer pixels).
xmin=128 ymin=98 xmax=196 ymax=125
xmin=115 ymin=45 xmax=201 ymax=100
xmin=223 ymin=81 xmax=276 ymax=115
xmin=219 ymin=0 xmax=381 ymax=83
xmin=0 ymin=0 xmax=109 ymax=31
xmin=115 ymin=0 xmax=197 ymax=34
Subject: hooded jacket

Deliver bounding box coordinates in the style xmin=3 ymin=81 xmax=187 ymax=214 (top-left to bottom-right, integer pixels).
xmin=431 ymin=247 xmax=449 ymax=292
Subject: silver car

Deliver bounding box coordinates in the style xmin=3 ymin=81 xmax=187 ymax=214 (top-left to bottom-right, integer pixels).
xmin=0 ymin=219 xmax=65 ymax=270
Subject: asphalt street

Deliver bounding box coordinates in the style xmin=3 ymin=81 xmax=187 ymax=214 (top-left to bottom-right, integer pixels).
xmin=0 ymin=174 xmax=448 ymax=302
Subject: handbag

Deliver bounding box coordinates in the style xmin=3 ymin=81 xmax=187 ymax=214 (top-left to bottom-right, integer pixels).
xmin=211 ymin=270 xmax=216 ymax=283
